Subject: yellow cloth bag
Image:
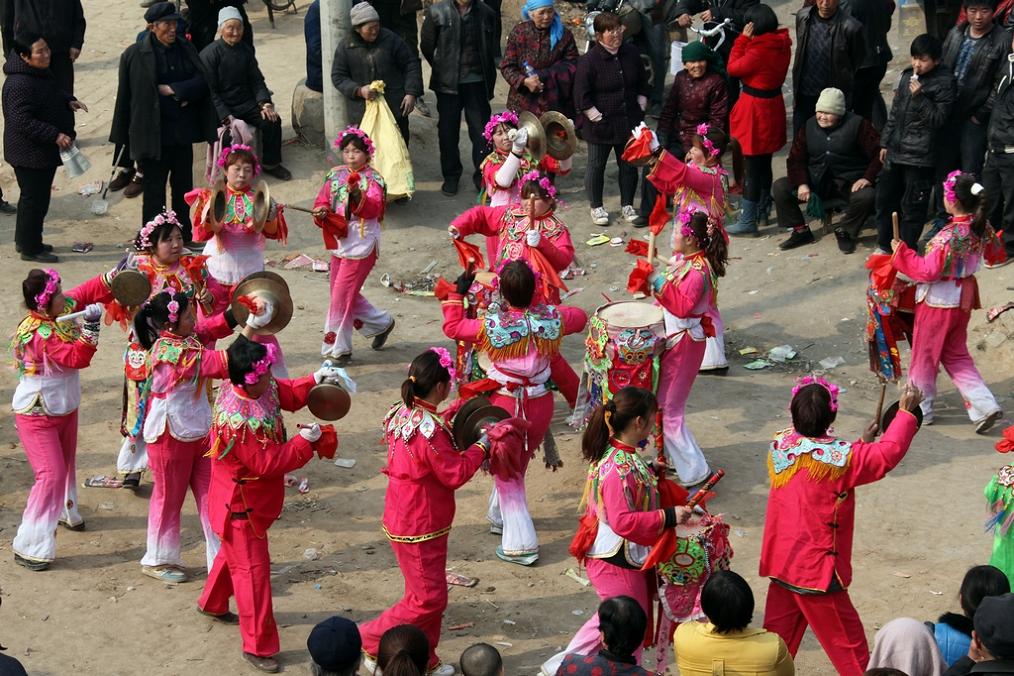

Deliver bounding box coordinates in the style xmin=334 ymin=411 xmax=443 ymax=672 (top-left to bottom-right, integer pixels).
xmin=358 ymin=80 xmax=415 ymax=201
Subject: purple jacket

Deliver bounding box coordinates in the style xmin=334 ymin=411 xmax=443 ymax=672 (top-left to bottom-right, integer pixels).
xmin=1 ymin=55 xmax=75 ymax=170
xmin=657 ymin=70 xmax=728 ymax=150
xmin=573 ymin=42 xmax=649 ymax=145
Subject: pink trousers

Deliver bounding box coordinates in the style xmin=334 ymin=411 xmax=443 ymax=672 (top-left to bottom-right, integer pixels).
xmin=359 ymin=536 xmax=449 ymax=671
xmin=199 ymin=517 xmax=278 ymax=657
xmin=141 ymin=432 xmax=219 ymax=572
xmin=658 ymin=337 xmax=709 ymax=485
xmin=909 ymin=304 xmax=1000 ymax=422
xmin=322 ymin=251 xmax=392 ymax=358
xmin=13 ymin=411 xmax=81 ymax=563
xmin=486 ymin=391 xmax=554 ymax=557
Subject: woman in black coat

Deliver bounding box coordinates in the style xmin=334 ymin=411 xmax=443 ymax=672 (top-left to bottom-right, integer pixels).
xmin=573 ymin=11 xmax=649 ymax=227
xmin=2 ymin=33 xmax=86 ymax=263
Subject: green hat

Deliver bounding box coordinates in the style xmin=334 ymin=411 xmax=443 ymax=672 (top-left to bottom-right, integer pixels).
xmin=681 ymin=40 xmax=727 ymax=80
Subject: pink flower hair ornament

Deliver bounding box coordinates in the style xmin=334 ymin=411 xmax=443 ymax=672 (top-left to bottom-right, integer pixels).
xmin=165 ymin=288 xmax=180 ymax=325
xmin=483 ymin=110 xmax=520 ymax=142
xmin=942 ymin=170 xmax=962 ymax=205
xmin=695 ymin=122 xmax=721 ymax=158
xmin=429 ymin=346 xmax=457 ymax=383
xmin=217 ymin=144 xmax=261 ymax=176
xmin=335 ymin=126 xmax=376 ymax=158
xmin=137 ymin=210 xmax=182 ymax=250
xmin=677 ymin=209 xmax=715 ymax=244
xmin=520 ymin=170 xmax=557 ymax=199
xmin=791 ymin=375 xmax=840 ymax=412
xmin=34 ymin=268 xmax=60 ymax=311
xmin=244 ymin=343 xmax=279 ymax=386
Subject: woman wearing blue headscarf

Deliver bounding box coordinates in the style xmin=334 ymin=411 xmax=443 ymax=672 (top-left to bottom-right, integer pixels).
xmin=500 ymin=0 xmax=578 ymax=117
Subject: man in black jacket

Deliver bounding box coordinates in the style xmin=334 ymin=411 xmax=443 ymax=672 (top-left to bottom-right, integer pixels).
xmin=792 ymin=0 xmax=865 ymax=134
xmin=3 ymin=0 xmax=85 ymax=94
xmin=420 ymin=0 xmax=499 ymax=196
xmin=109 ymin=2 xmax=218 ymax=242
xmin=875 ymin=33 xmax=956 ymax=251
xmin=847 ymin=0 xmax=894 ymax=129
xmin=201 ymin=7 xmax=291 ymax=180
xmin=942 ymin=594 xmax=1014 ymax=675
xmin=983 ymin=38 xmax=1014 ymax=263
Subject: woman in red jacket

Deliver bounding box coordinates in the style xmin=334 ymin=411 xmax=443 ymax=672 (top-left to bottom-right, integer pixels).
xmin=725 ymin=4 xmax=792 ymax=237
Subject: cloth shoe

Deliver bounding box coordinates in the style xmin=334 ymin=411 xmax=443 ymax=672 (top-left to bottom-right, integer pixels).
xmin=496 ymin=545 xmax=538 ymax=566
xmin=58 ymin=517 xmax=86 ymax=531
xmin=14 ymin=553 xmax=49 ymax=571
xmin=16 ymin=243 xmax=53 ymax=254
xmin=197 ymin=606 xmax=240 ymax=624
xmin=109 ymin=168 xmax=135 ymax=192
xmin=590 ymin=207 xmax=609 ymax=226
xmin=726 ymin=199 xmax=758 ymax=236
xmin=142 ymin=565 xmax=188 ymax=583
xmin=0 ymin=199 xmax=17 ymax=214
xmin=834 ymin=227 xmax=857 ymax=254
xmin=20 ymin=250 xmax=59 ymax=263
xmin=441 ymin=177 xmax=459 ymax=196
xmin=779 ymin=226 xmax=815 ymax=250
xmin=123 ymin=175 xmax=144 ymax=198
xmin=975 ymin=409 xmax=1003 ymax=434
xmin=415 ymin=96 xmax=432 ymax=117
xmin=122 ymin=472 xmax=142 ymax=490
xmin=362 ymin=653 xmax=379 ymax=674
xmin=621 ymin=205 xmax=646 ymax=226
xmin=242 ymin=652 xmax=280 ymax=673
xmin=371 ymin=319 xmax=395 ymax=350
xmin=429 ymin=664 xmax=456 ymax=676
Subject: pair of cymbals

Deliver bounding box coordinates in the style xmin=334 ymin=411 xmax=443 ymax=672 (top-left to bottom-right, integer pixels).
xmin=453 ymin=396 xmax=509 ymax=450
xmin=205 ymin=180 xmax=270 ymax=233
xmin=517 ymin=111 xmax=577 ymax=163
xmin=230 ymin=270 xmax=293 ymax=335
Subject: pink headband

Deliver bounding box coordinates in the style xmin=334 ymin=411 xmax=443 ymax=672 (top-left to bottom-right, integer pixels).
xmin=138 ymin=210 xmax=181 ymax=250
xmin=217 ymin=144 xmax=261 ymax=175
xmin=165 ymin=288 xmax=180 ymax=325
xmin=696 ymin=123 xmax=720 ymax=158
xmin=429 ymin=346 xmax=456 ymax=383
xmin=34 ymin=268 xmax=60 ymax=310
xmin=244 ymin=343 xmax=278 ymax=386
xmin=520 ymin=170 xmax=557 ymax=199
xmin=335 ymin=126 xmax=375 ymax=157
xmin=791 ymin=375 xmax=840 ymax=412
xmin=483 ymin=110 xmax=519 ymax=141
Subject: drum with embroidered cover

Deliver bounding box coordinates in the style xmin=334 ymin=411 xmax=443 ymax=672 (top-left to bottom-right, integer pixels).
xmin=570 ymin=301 xmax=665 ymax=426
xmin=657 ymin=512 xmax=733 ymax=622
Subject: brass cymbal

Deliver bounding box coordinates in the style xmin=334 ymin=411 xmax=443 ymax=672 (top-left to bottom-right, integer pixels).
xmin=230 ymin=272 xmax=293 ymax=335
xmin=518 ymin=110 xmax=546 ymax=163
xmin=540 ymin=110 xmax=577 ymax=161
xmin=308 ymin=383 xmax=352 ymax=421
xmin=111 ymin=269 xmax=152 ymax=307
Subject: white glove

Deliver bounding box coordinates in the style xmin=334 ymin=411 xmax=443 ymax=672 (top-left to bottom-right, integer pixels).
xmin=510 ymin=126 xmax=528 ymax=153
xmin=299 ymin=423 xmax=322 ymax=442
xmin=245 ymin=300 xmax=275 ymax=329
xmin=448 ymin=225 xmax=461 ymax=240
xmin=585 ymin=106 xmax=603 ymax=123
xmin=82 ymin=303 xmax=103 ymax=323
xmin=637 ymin=95 xmax=648 ymax=112
xmin=631 ymin=121 xmax=648 ymax=138
xmin=526 ymin=229 xmax=541 ymax=247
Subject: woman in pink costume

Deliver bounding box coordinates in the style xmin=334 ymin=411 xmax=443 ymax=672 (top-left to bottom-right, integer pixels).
xmin=311 ymin=127 xmax=395 ymax=366
xmin=111 ymin=211 xmax=223 ymax=490
xmin=441 ymin=260 xmax=587 ymax=564
xmin=891 ymin=171 xmax=1004 ymax=432
xmin=359 ymin=349 xmax=493 ymax=676
xmin=479 ymin=111 xmax=572 ymax=263
xmin=541 ymin=387 xmax=692 ymax=674
xmin=187 ymin=144 xmax=288 ymax=375
xmin=643 ymin=123 xmax=741 ymax=374
xmin=129 ymin=289 xmax=272 ymax=583
xmin=450 ymin=172 xmax=580 ymax=407
xmin=11 ymin=267 xmax=113 ymax=570
xmin=649 ymin=210 xmax=729 ymax=487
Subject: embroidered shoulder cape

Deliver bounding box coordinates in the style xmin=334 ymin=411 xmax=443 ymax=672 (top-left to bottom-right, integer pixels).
xmin=477 ymin=301 xmax=562 ymax=361
xmin=768 ymin=428 xmax=852 ymax=488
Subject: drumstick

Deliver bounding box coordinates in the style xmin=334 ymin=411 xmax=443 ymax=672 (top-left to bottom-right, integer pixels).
xmin=280 ymin=204 xmax=315 ymax=215
xmin=646 ymin=230 xmax=656 ymax=265
xmin=874 ymin=380 xmax=887 ymax=425
xmin=891 ymin=211 xmax=900 ymax=242
xmin=55 ymin=309 xmax=88 ymax=323
xmin=687 ymin=469 xmax=725 ymax=509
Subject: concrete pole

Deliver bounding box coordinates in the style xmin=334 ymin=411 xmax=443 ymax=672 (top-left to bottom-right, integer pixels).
xmin=321 ymin=0 xmax=352 ymax=161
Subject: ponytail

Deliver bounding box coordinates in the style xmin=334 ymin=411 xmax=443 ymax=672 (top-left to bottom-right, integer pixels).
xmin=948 ymin=172 xmax=988 ymax=238
xmin=132 ymin=304 xmax=161 ymax=350
xmin=402 ymin=349 xmax=452 ymax=408
xmin=381 ymin=651 xmax=425 ymax=676
xmin=726 ymin=136 xmax=744 ymax=189
xmin=685 ymin=211 xmax=729 ymax=277
xmin=581 ymin=387 xmax=658 ymax=463
xmin=132 ymin=290 xmax=191 ymax=350
xmin=377 ymin=625 xmax=428 ymax=676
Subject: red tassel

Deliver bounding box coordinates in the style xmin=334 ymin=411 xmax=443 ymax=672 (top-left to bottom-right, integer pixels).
xmin=621 ymin=130 xmax=655 ymax=164
xmin=648 ymin=193 xmax=669 ymax=236
xmin=625 ymin=239 xmax=649 ymax=257
xmin=315 ymin=212 xmax=349 ymax=249
xmin=235 ymin=295 xmax=259 ymax=314
xmin=486 ymin=418 xmax=530 ymax=481
xmin=568 ymin=513 xmax=599 ymax=565
xmin=452 ymin=239 xmax=486 ymax=272
xmin=997 ymin=425 xmax=1014 ymax=453
xmin=866 ymin=253 xmax=897 ymax=292
xmin=313 ymin=424 xmax=339 ymax=459
xmin=627 ymin=259 xmax=654 ymax=296
xmin=433 ymin=277 xmax=455 ymax=301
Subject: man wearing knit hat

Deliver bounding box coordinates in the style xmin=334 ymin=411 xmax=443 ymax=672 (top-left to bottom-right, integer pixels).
xmin=770 ymin=86 xmax=882 ymax=253
xmin=332 ymin=2 xmax=423 ymax=143
xmin=944 ymin=593 xmax=1014 ymax=674
xmin=306 ymin=616 xmax=362 ymax=676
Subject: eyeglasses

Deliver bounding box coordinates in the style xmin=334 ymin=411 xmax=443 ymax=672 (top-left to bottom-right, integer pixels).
xmin=602 ymin=26 xmax=625 ymax=35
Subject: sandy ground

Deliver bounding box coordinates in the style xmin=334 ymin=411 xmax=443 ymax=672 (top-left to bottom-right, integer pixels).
xmin=0 ymin=1 xmax=1013 ymax=674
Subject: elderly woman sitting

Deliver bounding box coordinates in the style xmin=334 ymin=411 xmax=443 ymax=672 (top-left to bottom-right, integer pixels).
xmin=675 ymin=571 xmax=795 ymax=676
xmin=500 ymin=0 xmax=578 ymax=117
xmin=200 ymin=7 xmax=290 ymax=179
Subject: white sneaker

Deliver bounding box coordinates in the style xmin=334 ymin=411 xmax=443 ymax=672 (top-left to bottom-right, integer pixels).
xmin=362 ymin=653 xmax=380 ymax=675
xmin=621 ymin=205 xmax=645 ymax=225
xmin=429 ymin=664 xmax=456 ymax=676
xmin=590 ymin=207 xmax=609 ymax=225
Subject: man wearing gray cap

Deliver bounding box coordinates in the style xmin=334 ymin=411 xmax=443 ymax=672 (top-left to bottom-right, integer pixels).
xmin=943 ymin=593 xmax=1014 ymax=674
xmin=332 ymin=2 xmax=423 ymax=143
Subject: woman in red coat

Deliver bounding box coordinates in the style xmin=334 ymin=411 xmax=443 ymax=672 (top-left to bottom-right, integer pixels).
xmin=725 ymin=4 xmax=792 ymax=236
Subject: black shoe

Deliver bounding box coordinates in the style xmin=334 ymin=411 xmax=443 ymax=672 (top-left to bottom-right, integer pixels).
xmin=441 ymin=177 xmax=459 ymax=196
xmin=14 ymin=553 xmax=49 ymax=571
xmin=779 ymin=228 xmax=815 ymax=251
xmin=263 ymin=164 xmax=292 ymax=181
xmin=58 ymin=518 xmax=86 ymax=532
xmin=122 ymin=472 xmax=141 ymax=490
xmin=699 ymin=366 xmax=729 ymax=376
xmin=16 ymin=243 xmax=53 ymax=254
xmin=333 ymin=353 xmax=351 ymax=366
xmin=834 ymin=228 xmax=856 ymax=254
xmin=472 ymin=173 xmax=482 ymax=192
xmin=109 ymin=168 xmax=136 ymax=192
xmin=0 ymin=200 xmax=17 ymax=214
xmin=198 ymin=606 xmax=240 ymax=624
xmin=242 ymin=652 xmax=280 ymax=673
xmin=371 ymin=319 xmax=395 ymax=350
xmin=20 ymin=250 xmax=59 ymax=263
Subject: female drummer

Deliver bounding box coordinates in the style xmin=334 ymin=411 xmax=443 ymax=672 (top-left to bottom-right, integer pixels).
xmin=649 ymin=211 xmax=728 ymax=488
xmin=541 ymin=387 xmax=692 ymax=673
xmin=110 ymin=211 xmax=223 ymax=490
xmin=441 ymin=260 xmax=587 ymax=565
xmin=311 ymin=127 xmax=396 ymax=366
xmin=642 ymin=123 xmax=741 ymax=373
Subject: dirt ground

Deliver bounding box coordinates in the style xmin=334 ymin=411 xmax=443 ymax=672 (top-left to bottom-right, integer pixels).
xmin=0 ymin=1 xmax=1012 ymax=674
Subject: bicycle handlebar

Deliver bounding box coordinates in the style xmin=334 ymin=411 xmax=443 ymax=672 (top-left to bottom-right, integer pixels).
xmin=689 ymin=17 xmax=732 ymax=37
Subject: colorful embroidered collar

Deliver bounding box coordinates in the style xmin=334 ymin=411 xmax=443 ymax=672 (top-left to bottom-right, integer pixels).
xmin=768 ymin=428 xmax=852 ymax=487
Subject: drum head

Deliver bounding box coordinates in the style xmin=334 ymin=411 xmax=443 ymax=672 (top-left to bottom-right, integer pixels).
xmin=308 ymin=383 xmax=352 ymax=421
xmin=111 ymin=269 xmax=152 ymax=307
xmin=881 ymin=401 xmax=924 ymax=431
xmin=596 ymin=301 xmax=664 ymax=328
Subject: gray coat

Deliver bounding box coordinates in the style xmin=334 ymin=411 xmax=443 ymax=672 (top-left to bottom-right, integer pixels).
xmin=331 ymin=27 xmax=423 ymax=128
